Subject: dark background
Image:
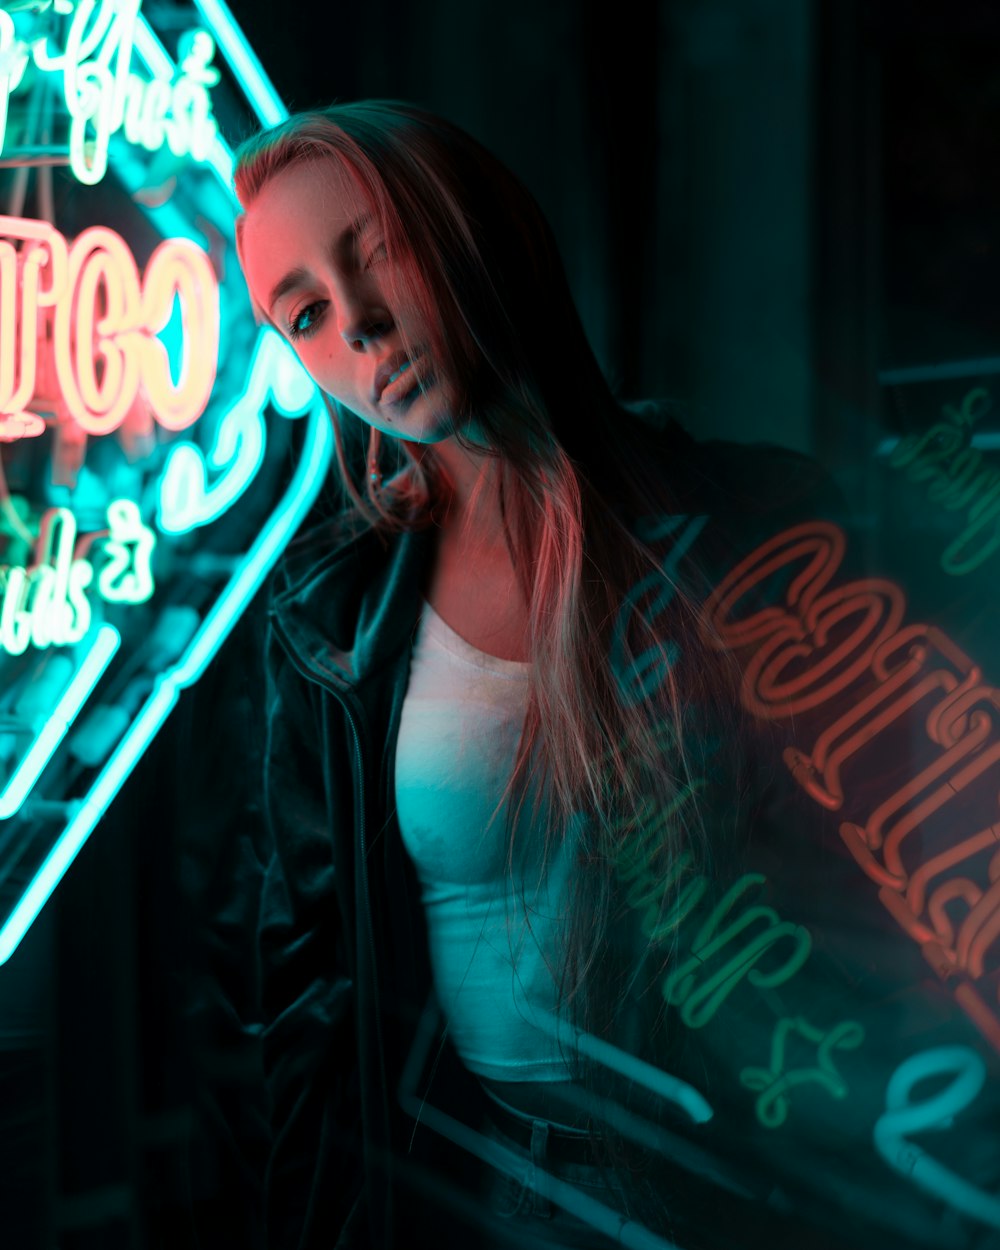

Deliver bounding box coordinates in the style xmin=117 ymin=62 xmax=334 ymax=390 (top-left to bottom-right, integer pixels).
xmin=3 ymin=0 xmax=1000 ymax=1246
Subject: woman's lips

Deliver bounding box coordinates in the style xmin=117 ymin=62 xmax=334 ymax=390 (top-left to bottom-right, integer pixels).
xmin=373 ymin=347 xmax=429 ymax=404
xmin=372 ymin=349 xmax=411 ymax=403
xmin=380 ymin=358 xmax=416 ymax=403
xmin=380 ymin=356 xmax=429 ymax=405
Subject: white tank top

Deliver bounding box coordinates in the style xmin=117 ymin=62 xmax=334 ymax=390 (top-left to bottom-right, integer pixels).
xmin=393 ymin=597 xmax=581 ymax=1081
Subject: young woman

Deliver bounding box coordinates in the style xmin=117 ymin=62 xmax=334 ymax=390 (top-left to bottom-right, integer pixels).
xmin=232 ymin=100 xmax=814 ymax=1250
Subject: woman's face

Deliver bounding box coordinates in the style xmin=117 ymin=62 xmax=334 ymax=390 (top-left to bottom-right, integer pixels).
xmin=239 ymin=158 xmax=454 ymax=442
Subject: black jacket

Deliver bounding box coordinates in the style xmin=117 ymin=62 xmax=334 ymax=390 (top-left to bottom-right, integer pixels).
xmin=256 ymin=414 xmax=763 ymax=1249
xmin=253 ymin=417 xmax=1000 ymax=1250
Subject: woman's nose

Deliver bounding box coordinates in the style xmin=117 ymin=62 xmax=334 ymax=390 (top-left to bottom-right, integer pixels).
xmin=340 ymin=308 xmax=392 ymax=352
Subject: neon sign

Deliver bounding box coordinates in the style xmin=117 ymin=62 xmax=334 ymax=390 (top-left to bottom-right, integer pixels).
xmin=874 ymin=1046 xmax=1000 ymax=1229
xmin=889 ymin=386 xmax=1000 ymax=575
xmin=0 ymin=215 xmax=219 ymax=437
xmin=1 ymin=0 xmax=221 ymax=186
xmin=604 ymin=504 xmax=999 ymax=1222
xmin=0 ymin=1 xmax=336 ymax=965
xmin=616 ymin=824 xmax=866 ymax=1129
xmin=701 ymin=520 xmax=1000 ymax=1057
xmin=607 ymin=690 xmax=862 ymax=1131
xmin=740 ymin=1015 xmax=865 ymax=1130
xmin=0 ymin=500 xmax=155 ymax=655
xmin=157 ymin=330 xmax=314 ymax=534
xmin=661 ymin=872 xmax=812 ymax=1027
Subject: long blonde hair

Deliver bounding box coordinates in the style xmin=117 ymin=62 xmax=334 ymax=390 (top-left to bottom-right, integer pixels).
xmin=234 ymin=100 xmax=746 ymax=1193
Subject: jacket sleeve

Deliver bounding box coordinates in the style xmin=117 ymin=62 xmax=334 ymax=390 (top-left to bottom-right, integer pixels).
xmin=257 ymin=615 xmax=365 ymax=1250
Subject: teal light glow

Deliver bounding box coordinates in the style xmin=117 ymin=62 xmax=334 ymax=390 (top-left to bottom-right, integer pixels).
xmin=110 ymin=143 xmax=209 ymax=244
xmin=131 ymin=15 xmax=235 ymax=189
xmin=157 ymin=330 xmax=317 ymax=534
xmin=531 ymin=1006 xmax=713 ymax=1125
xmin=874 ymin=1046 xmax=1000 ymax=1230
xmin=192 ymin=0 xmax=287 ymax=127
xmin=878 ymin=356 xmax=1000 ymax=385
xmin=0 ymin=400 xmax=332 ymax=965
xmin=0 ymin=626 xmax=121 ymax=821
xmin=395 ymin=1093 xmax=681 ymax=1250
xmin=0 ymin=4 xmax=333 ymax=963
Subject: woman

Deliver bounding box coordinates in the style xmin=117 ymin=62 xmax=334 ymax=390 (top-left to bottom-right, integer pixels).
xmin=232 ymin=100 xmax=812 ymax=1250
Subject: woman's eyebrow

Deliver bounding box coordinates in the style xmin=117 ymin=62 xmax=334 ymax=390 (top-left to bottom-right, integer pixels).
xmin=266 ymin=211 xmax=376 ymax=314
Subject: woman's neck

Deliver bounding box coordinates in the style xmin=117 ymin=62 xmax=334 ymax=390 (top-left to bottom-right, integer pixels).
xmin=429 ymin=438 xmax=508 ymax=553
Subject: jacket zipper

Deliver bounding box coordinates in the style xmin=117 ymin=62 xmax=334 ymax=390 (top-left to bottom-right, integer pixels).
xmin=269 ymin=618 xmax=392 ymax=1234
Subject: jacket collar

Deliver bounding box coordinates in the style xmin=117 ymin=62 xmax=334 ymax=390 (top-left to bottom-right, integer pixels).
xmin=266 ymin=416 xmax=709 ymax=689
xmin=269 ymin=509 xmax=437 ymax=689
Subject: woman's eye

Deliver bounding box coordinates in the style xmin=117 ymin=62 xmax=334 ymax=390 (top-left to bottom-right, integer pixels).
xmin=288 ymin=301 xmax=325 ymax=340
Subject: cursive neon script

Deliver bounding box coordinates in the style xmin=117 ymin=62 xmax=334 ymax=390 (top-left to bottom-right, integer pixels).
xmin=615 ymin=827 xmax=867 ymax=1130
xmin=874 ymin=1046 xmax=1000 ymax=1229
xmin=889 ymin=387 xmax=1000 ymax=576
xmin=702 ymin=519 xmax=1000 ymax=1058
xmin=0 ymin=214 xmax=218 ymax=438
xmin=157 ymin=329 xmax=316 ymax=534
xmin=1 ymin=0 xmax=220 ymax=186
xmin=740 ymin=1015 xmax=865 ymax=1129
xmin=0 ymin=499 xmax=155 ymax=654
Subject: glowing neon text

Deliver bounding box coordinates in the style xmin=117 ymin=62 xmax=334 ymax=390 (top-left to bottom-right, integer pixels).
xmin=702 ymin=519 xmax=1000 ymax=1056
xmin=740 ymin=1015 xmax=864 ymax=1129
xmin=889 ymin=387 xmax=1000 ymax=575
xmin=0 ymin=500 xmax=155 ymax=655
xmin=0 ymin=215 xmax=218 ymax=437
xmin=157 ymin=329 xmax=315 ymax=533
xmin=1 ymin=0 xmax=220 ymax=186
xmin=874 ymin=1046 xmax=1000 ymax=1229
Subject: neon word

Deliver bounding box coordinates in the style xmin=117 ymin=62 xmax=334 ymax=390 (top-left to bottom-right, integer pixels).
xmin=0 ymin=500 xmax=155 ymax=654
xmin=702 ymin=520 xmax=1000 ymax=1056
xmin=889 ymin=387 xmax=1000 ymax=575
xmin=615 ymin=799 xmax=813 ymax=1028
xmin=740 ymin=1015 xmax=864 ymax=1129
xmin=0 ymin=215 xmax=218 ymax=436
xmin=661 ymin=872 xmax=812 ymax=1027
xmin=874 ymin=1046 xmax=1000 ymax=1230
xmin=0 ymin=0 xmax=220 ymax=186
xmin=616 ymin=828 xmax=864 ymax=1130
xmin=158 ymin=329 xmax=315 ymax=533
xmin=99 ymin=498 xmax=154 ymax=603
xmin=610 ymin=515 xmax=812 ymax=1023
xmin=609 ymin=514 xmax=869 ymax=1129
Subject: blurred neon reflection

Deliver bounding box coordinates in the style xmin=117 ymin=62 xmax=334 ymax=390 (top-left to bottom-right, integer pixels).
xmin=0 ymin=624 xmax=120 ymax=820
xmin=158 ymin=330 xmax=316 ymax=534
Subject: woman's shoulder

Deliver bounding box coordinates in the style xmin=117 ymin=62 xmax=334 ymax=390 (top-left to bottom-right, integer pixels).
xmin=269 ymin=466 xmax=422 ymax=599
xmin=269 ymin=507 xmax=369 ymax=600
xmin=621 ymin=398 xmax=846 ymax=527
